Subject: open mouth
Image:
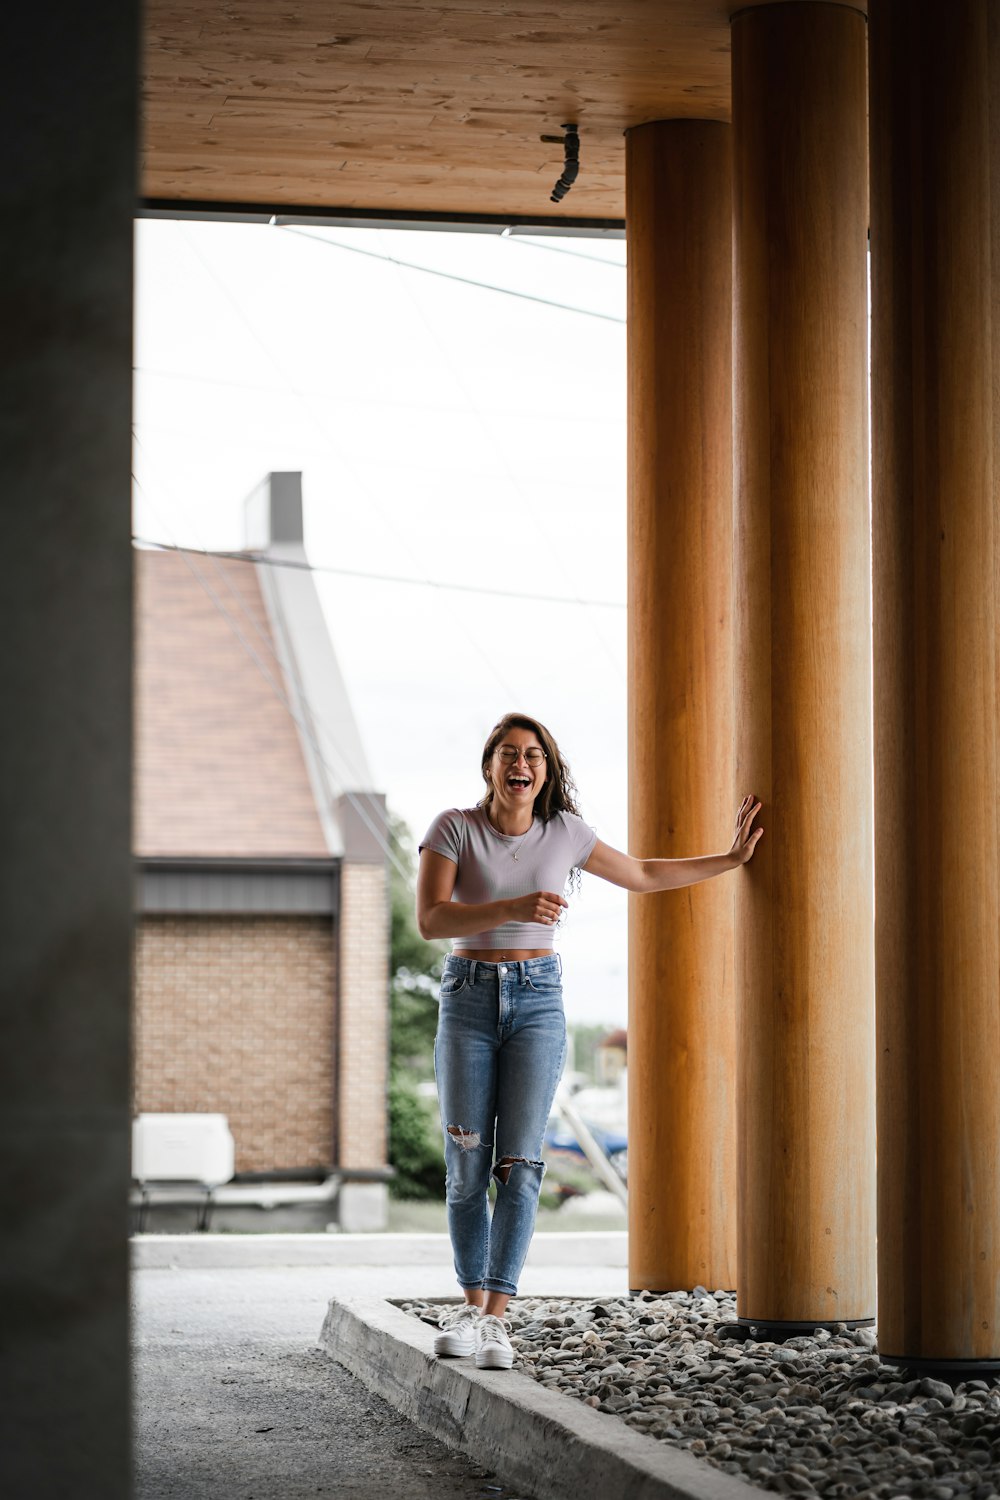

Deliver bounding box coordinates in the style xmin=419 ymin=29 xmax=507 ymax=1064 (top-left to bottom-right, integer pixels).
xmin=507 ymin=775 xmax=532 ymax=791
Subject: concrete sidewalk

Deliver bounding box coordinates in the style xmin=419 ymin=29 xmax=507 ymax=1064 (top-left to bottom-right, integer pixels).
xmin=131 ymin=1229 xmax=628 ymax=1273
xmin=132 ymin=1234 xmax=630 ymax=1499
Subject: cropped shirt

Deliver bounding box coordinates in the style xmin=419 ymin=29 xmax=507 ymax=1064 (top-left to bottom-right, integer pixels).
xmin=419 ymin=805 xmax=598 ymax=950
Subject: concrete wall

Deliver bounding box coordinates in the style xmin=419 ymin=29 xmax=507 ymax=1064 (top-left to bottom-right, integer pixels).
xmin=1 ymin=1 xmax=138 ymax=1492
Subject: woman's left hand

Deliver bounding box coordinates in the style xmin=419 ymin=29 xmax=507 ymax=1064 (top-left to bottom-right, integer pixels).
xmin=731 ymin=795 xmax=764 ymax=864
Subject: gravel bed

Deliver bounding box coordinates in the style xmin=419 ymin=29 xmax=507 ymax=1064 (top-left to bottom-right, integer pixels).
xmin=402 ymin=1291 xmax=1000 ymax=1499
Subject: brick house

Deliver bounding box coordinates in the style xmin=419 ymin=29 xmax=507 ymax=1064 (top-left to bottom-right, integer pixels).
xmin=132 ymin=472 xmax=390 ymax=1229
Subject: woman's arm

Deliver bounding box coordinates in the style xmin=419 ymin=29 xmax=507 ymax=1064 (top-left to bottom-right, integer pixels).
xmin=416 ymin=848 xmax=568 ymax=940
xmin=582 ymin=796 xmax=763 ymax=894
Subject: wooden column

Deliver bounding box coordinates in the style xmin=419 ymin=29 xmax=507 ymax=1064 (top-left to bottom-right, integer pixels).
xmin=626 ymin=120 xmax=736 ymax=1293
xmin=732 ymin=3 xmax=875 ymax=1331
xmin=870 ymin=0 xmax=1000 ymax=1371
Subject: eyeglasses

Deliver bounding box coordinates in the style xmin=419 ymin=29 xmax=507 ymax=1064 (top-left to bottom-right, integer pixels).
xmin=496 ymin=745 xmax=547 ymax=766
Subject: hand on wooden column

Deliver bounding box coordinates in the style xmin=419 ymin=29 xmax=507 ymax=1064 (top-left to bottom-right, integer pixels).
xmin=730 ymin=796 xmax=763 ymax=864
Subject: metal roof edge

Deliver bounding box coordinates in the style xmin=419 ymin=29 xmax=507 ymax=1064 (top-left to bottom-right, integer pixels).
xmin=137 ymin=199 xmax=626 ymax=238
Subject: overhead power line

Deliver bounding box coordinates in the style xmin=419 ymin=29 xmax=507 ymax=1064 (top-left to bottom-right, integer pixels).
xmin=136 ymin=225 xmax=627 ymax=820
xmin=132 ymin=536 xmax=627 ymax=611
xmin=503 ymin=234 xmax=626 ymax=269
xmin=280 ymin=226 xmax=626 ymax=325
xmin=131 ymin=469 xmax=412 ymax=887
xmin=172 ymin=228 xmax=534 ymax=709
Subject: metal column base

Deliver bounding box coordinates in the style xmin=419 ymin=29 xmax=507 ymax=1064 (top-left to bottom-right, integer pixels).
xmin=878 ymin=1353 xmax=1000 ymax=1382
xmin=716 ymin=1316 xmax=875 ymax=1344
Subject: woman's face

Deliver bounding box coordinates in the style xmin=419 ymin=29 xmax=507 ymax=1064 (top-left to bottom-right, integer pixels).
xmin=488 ymin=725 xmax=549 ymax=809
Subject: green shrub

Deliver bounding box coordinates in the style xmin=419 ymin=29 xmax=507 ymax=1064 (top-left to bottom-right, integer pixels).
xmin=386 ymin=814 xmax=447 ymax=1200
xmin=388 ymin=1072 xmax=446 ymax=1200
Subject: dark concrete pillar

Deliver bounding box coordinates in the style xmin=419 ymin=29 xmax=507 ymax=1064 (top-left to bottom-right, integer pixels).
xmin=870 ymin=0 xmax=1000 ymax=1372
xmin=1 ymin=1 xmax=138 ymax=1491
xmin=732 ymin=1 xmax=875 ymax=1333
xmin=625 ymin=120 xmax=736 ymax=1293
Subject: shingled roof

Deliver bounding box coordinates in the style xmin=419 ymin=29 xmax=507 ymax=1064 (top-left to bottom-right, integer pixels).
xmin=134 ymin=548 xmax=329 ymax=858
xmin=134 ymin=473 xmax=376 ymax=861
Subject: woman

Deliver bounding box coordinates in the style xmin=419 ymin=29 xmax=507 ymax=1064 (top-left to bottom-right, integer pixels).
xmin=416 ymin=711 xmax=762 ymax=1371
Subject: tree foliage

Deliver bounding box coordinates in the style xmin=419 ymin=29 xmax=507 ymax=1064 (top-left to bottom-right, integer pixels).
xmin=388 ymin=813 xmax=447 ymax=1198
xmin=568 ymin=1022 xmax=614 ymax=1083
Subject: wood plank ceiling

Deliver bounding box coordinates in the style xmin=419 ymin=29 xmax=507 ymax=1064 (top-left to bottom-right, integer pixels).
xmin=141 ymin=1 xmax=864 ymax=224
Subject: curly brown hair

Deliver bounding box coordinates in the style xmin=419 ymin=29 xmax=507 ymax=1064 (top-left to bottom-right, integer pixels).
xmin=478 ymin=711 xmax=582 ymax=824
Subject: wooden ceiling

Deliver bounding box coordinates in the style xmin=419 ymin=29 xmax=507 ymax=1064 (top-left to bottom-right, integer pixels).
xmin=141 ymin=1 xmax=865 ymax=226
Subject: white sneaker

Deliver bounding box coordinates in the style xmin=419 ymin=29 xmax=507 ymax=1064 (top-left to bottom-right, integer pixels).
xmin=433 ymin=1303 xmax=481 ymax=1357
xmin=475 ymin=1314 xmax=514 ymax=1370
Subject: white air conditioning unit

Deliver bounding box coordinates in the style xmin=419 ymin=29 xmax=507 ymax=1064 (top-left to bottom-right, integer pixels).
xmin=132 ymin=1113 xmax=235 ymax=1185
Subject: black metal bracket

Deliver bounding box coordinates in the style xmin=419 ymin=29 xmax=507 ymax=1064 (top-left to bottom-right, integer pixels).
xmin=541 ymin=124 xmax=580 ymax=203
xmin=716 ymin=1316 xmax=876 ymax=1344
xmin=879 ymin=1353 xmax=1000 ymax=1383
xmin=133 ymin=1180 xmax=215 ymax=1233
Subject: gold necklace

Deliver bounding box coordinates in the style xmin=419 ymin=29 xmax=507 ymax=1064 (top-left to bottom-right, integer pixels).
xmin=487 ymin=809 xmax=533 ymax=860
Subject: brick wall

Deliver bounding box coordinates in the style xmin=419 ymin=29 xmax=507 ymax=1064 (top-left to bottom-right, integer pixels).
xmin=337 ymin=861 xmax=389 ymax=1169
xmin=134 ymin=915 xmax=336 ymax=1173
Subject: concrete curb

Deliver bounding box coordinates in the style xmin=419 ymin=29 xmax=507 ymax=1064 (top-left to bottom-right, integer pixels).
xmin=319 ymin=1296 xmax=759 ymax=1500
xmin=131 ymin=1230 xmax=628 ymax=1270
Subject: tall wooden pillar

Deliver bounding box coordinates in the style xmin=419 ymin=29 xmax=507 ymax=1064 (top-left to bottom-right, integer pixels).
xmin=870 ymin=0 xmax=1000 ymax=1372
xmin=626 ymin=120 xmax=736 ymax=1293
xmin=732 ymin=3 xmax=875 ymax=1331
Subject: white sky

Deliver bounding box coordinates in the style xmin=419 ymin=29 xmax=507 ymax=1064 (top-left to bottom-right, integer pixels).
xmin=132 ymin=217 xmax=630 ymax=1026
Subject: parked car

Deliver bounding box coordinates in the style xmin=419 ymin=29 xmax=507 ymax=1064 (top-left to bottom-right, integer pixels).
xmin=544 ymin=1115 xmax=628 ymax=1181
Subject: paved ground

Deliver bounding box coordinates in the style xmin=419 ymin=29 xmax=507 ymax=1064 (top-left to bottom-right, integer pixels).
xmin=132 ymin=1257 xmax=625 ymax=1499
xmin=133 ymin=1265 xmax=518 ymax=1499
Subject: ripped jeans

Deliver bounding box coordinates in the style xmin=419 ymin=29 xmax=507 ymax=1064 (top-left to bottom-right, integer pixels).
xmin=434 ymin=954 xmax=567 ymax=1296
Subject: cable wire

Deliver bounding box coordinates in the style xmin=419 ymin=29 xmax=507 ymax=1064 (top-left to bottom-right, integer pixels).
xmin=132 ymin=536 xmax=626 ymax=611
xmin=174 ymin=224 xmax=526 ymax=711
xmin=131 ymin=462 xmax=412 ymax=886
xmin=279 ymin=225 xmax=626 ymax=324
xmin=378 ymin=231 xmax=627 ymax=685
xmin=375 ymin=233 xmax=626 ymax=835
xmin=138 ymin=222 xmax=623 ymax=804
xmin=501 ymin=234 xmax=626 ymax=269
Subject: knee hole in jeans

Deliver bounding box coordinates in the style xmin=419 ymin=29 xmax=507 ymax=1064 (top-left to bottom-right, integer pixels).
xmin=492 ymin=1155 xmax=545 ymax=1186
xmin=447 ymin=1124 xmax=482 ymax=1151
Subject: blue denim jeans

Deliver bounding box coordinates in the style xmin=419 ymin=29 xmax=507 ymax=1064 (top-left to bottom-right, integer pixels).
xmin=433 ymin=954 xmax=567 ymax=1296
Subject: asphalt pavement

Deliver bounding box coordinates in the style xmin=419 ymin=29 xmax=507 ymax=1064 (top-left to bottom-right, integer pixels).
xmin=132 ymin=1250 xmax=626 ymax=1500
xmin=133 ymin=1264 xmax=525 ymax=1499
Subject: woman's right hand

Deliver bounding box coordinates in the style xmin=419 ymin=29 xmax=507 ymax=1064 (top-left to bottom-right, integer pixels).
xmin=507 ymin=890 xmax=569 ymax=925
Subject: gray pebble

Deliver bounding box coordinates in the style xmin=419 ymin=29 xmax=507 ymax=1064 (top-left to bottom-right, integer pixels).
xmin=400 ymin=1292 xmax=1000 ymax=1498
xmin=920 ymin=1377 xmax=956 ymax=1405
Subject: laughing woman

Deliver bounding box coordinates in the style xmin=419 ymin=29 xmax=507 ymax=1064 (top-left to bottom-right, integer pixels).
xmin=416 ymin=710 xmax=762 ymax=1371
